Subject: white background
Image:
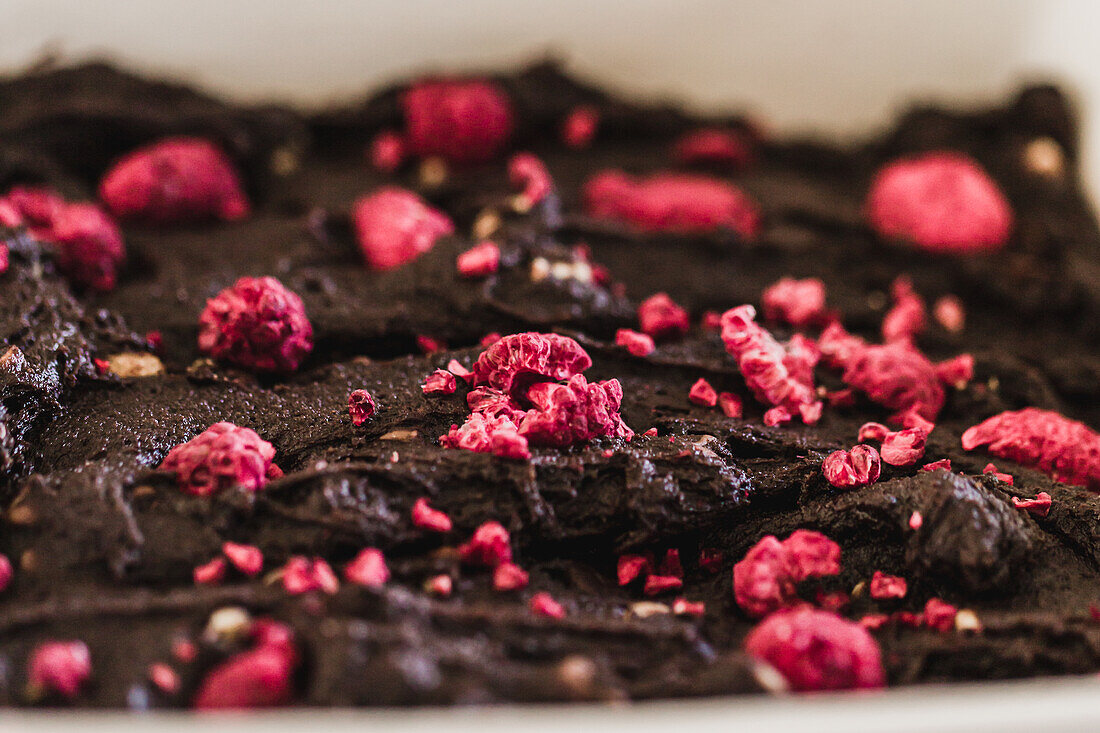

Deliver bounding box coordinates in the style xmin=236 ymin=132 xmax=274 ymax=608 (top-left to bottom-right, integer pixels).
xmin=3 ymin=0 xmax=1099 ymax=194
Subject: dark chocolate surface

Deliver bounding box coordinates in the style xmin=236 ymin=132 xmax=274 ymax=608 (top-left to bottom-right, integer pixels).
xmin=1 ymin=59 xmax=1099 ymax=708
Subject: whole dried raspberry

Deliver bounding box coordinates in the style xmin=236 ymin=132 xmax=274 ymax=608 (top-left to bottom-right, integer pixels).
xmin=440 ymin=412 xmax=531 ymax=460
xmin=348 ymin=389 xmax=377 ymax=426
xmin=412 ymin=497 xmax=452 ymax=532
xmin=744 ymin=607 xmax=885 ymax=692
xmin=880 ymin=428 xmax=927 ymax=466
xmin=866 ymin=151 xmax=1012 ymax=254
xmin=529 ymin=592 xmax=566 ymax=618
xmin=823 ymin=444 xmax=882 ymax=488
xmin=689 ymin=378 xmax=718 ymax=407
xmin=869 ymin=571 xmax=908 ymax=599
xmin=718 ymin=392 xmax=743 ymax=418
xmin=561 ymin=105 xmax=599 ymax=149
xmin=583 ymin=170 xmax=760 ymax=237
xmin=198 ymin=276 xmax=313 ymax=372
xmin=720 ymin=305 xmax=822 ymax=422
xmin=27 ymin=641 xmax=92 ymax=698
xmin=961 ymin=408 xmax=1100 ymax=490
xmin=193 ymin=634 xmax=297 ymax=709
xmin=99 ymin=137 xmax=249 ymax=223
xmin=161 ymin=422 xmax=278 ymax=496
xmin=638 ymin=293 xmax=690 ymax=340
xmin=456 ymin=241 xmax=500 ymax=278
xmin=492 ymin=562 xmax=529 ymax=591
xmin=672 ymin=128 xmax=753 ymax=168
xmin=352 ymin=187 xmax=454 ymax=270
xmin=2 ymin=187 xmax=126 ymax=290
xmin=882 ymin=276 xmax=926 ymax=343
xmin=519 ymin=374 xmax=633 ymax=446
xmin=761 ymin=277 xmax=828 ymax=328
xmin=223 ymin=542 xmax=264 ymax=576
xmin=401 ymin=78 xmax=514 ymax=164
xmin=509 ymin=153 xmax=553 ymax=209
xmin=733 ymin=530 xmax=841 ymax=618
xmin=369 ymin=130 xmax=406 ymax=172
xmin=459 ymin=521 xmax=513 ymax=567
xmin=1012 ymin=492 xmax=1052 ymax=518
xmin=423 ymin=369 xmax=458 ymax=395
xmin=471 ymin=332 xmax=592 ymax=398
xmin=344 ymin=548 xmax=389 ymax=588
xmin=614 ymin=328 xmax=656 ymax=357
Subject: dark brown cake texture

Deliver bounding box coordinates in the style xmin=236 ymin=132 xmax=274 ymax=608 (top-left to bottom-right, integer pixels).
xmin=0 ymin=59 xmax=1098 ymax=708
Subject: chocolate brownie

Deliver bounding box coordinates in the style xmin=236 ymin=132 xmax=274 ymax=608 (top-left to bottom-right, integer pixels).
xmin=0 ymin=58 xmax=1098 ymax=708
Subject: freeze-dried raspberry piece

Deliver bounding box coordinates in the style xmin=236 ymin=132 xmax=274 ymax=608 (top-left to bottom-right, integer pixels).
xmin=530 ymin=592 xmax=566 ymax=618
xmin=672 ymin=128 xmax=753 ymax=168
xmin=472 ymin=332 xmax=592 ymax=398
xmin=27 ymin=641 xmax=92 ymax=699
xmin=0 ymin=553 xmax=11 ymax=593
xmin=867 ymin=151 xmax=1012 ymax=254
xmin=344 ymin=548 xmax=389 ymax=588
xmin=617 ymin=554 xmax=651 ymax=586
xmin=423 ymin=369 xmax=458 ymax=395
xmin=509 ymin=153 xmax=553 ymax=208
xmin=223 ymin=542 xmax=263 ymax=576
xmin=840 ymin=340 xmax=945 ymax=420
xmin=923 ymin=598 xmax=958 ymax=632
xmin=459 ymin=521 xmax=513 ymax=567
xmin=456 ymin=241 xmax=500 ymax=278
xmin=744 ymin=607 xmax=885 ymax=692
xmin=880 ymin=428 xmax=927 ymax=466
xmin=761 ymin=277 xmax=829 ymax=329
xmin=614 ymin=328 xmax=655 ymax=356
xmin=160 ymin=422 xmax=278 ymax=496
xmin=858 ymin=422 xmax=891 ymax=442
xmin=352 ymin=187 xmax=454 ymax=271
xmin=561 ymin=105 xmax=599 ymax=148
xmin=672 ymin=598 xmax=706 ymax=617
xmin=493 ymin=562 xmax=529 ymax=591
xmin=281 ymin=557 xmax=339 ymax=595
xmin=962 ymin=408 xmax=1100 ymax=490
xmin=638 ymin=292 xmax=690 ymax=340
xmin=822 ymin=445 xmax=881 ymax=488
xmin=718 ymin=392 xmax=743 ymax=418
xmin=935 ymin=354 xmax=974 ymax=388
xmin=198 ymin=276 xmax=313 ymax=372
xmin=583 ymin=170 xmax=760 ymax=237
xmin=2 ymin=186 xmax=126 ymax=290
xmin=922 ymin=458 xmax=952 ymax=472
xmin=401 ymin=78 xmax=514 ymax=164
xmin=643 ymin=574 xmax=683 ymax=596
xmin=193 ymin=623 xmax=298 ymax=709
xmin=1011 ymin=492 xmax=1052 ymax=518
xmin=412 ymin=497 xmax=452 ymax=532
xmin=99 ymin=137 xmax=249 ymax=223
xmin=720 ymin=305 xmax=822 ymax=422
xmin=193 ymin=557 xmax=226 ymax=585
xmin=519 ymin=374 xmax=633 ymax=447
xmin=869 ymin=571 xmax=907 ymax=599
xmin=733 ymin=530 xmax=840 ymax=618
xmin=440 ymin=412 xmax=531 ymax=460
xmin=348 ymin=389 xmax=377 ymax=426
xmin=894 ymin=405 xmax=935 ymax=434
xmin=689 ymin=378 xmax=718 ymax=407
xmin=934 ymin=295 xmax=966 ymax=333
xmin=369 ymin=130 xmax=405 ymax=172
xmin=882 ymin=276 xmax=926 ymax=343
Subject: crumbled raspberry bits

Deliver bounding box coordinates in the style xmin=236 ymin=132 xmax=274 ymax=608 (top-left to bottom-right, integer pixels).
xmin=761 ymin=277 xmax=828 ymax=328
xmin=529 ymin=592 xmax=566 ymax=618
xmin=99 ymin=137 xmax=250 ymax=223
xmin=688 ymin=378 xmax=718 ymax=407
xmin=423 ymin=369 xmax=458 ymax=395
xmin=823 ymin=444 xmax=882 ymax=488
xmin=193 ymin=619 xmax=299 ymax=709
xmin=458 ymin=521 xmax=513 ymax=567
xmin=348 ymin=389 xmax=378 ymax=425
xmin=281 ymin=557 xmax=339 ymax=595
xmin=614 ymin=328 xmax=655 ymax=357
xmin=638 ymin=293 xmax=690 ymax=340
xmin=412 ymin=497 xmax=452 ymax=532
xmin=456 ymin=241 xmax=500 ymax=278
xmin=160 ymin=422 xmax=279 ymax=496
xmin=561 ymin=105 xmax=599 ymax=149
xmin=508 ymin=153 xmax=553 ymax=211
xmin=198 ymin=276 xmax=314 ymax=373
xmin=1012 ymin=492 xmax=1053 ymax=518
xmin=733 ymin=530 xmax=841 ymax=617
xmin=401 ymin=78 xmax=515 ymax=164
xmin=27 ymin=641 xmax=93 ymax=699
xmin=866 ymin=151 xmax=1013 ymax=254
xmin=672 ymin=128 xmax=754 ymax=169
xmin=344 ymin=548 xmax=389 ymax=588
xmin=869 ymin=571 xmax=907 ymax=600
xmin=352 ymin=187 xmax=454 ymax=271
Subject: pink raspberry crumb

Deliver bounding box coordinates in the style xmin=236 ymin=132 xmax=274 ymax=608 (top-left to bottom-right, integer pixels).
xmin=193 ymin=557 xmax=227 ymax=585
xmin=459 ymin=521 xmax=513 ymax=567
xmin=822 ymin=445 xmax=882 ymax=488
xmin=718 ymin=392 xmax=743 ymax=418
xmin=0 ymin=553 xmax=11 ymax=592
xmin=935 ymin=354 xmax=975 ymax=388
xmin=344 ymin=548 xmax=389 ymax=588
xmin=160 ymin=422 xmax=277 ymax=496
xmin=638 ymin=293 xmax=690 ymax=340
xmin=761 ymin=277 xmax=828 ymax=328
xmin=882 ymin=276 xmax=926 ymax=343
xmin=880 ymin=428 xmax=927 ymax=466
xmin=369 ymin=131 xmax=406 ymax=172
xmin=921 ymin=458 xmax=951 ymax=472
xmin=561 ymin=106 xmax=599 ymax=149
xmin=672 ymin=598 xmax=706 ymax=617
xmin=617 ymin=554 xmax=651 ymax=585
xmin=423 ymin=369 xmax=458 ymax=395
xmin=222 ymin=542 xmax=264 ymax=576
xmin=193 ymin=622 xmax=298 ymax=709
xmin=672 ymin=128 xmax=753 ymax=168
xmin=27 ymin=641 xmax=92 ymax=698
xmin=456 ymin=241 xmax=500 ymax=278
xmin=509 ymin=153 xmax=553 ymax=209
xmin=529 ymin=592 xmax=566 ymax=618
xmin=614 ymin=328 xmax=655 ymax=356
xmin=689 ymin=378 xmax=718 ymax=407
xmin=402 ymin=78 xmax=514 ymax=164
xmin=198 ymin=276 xmax=313 ymax=372
xmin=934 ymin=295 xmax=966 ymax=333
xmin=99 ymin=137 xmax=249 ymax=223
xmin=643 ymin=574 xmax=683 ymax=596
xmin=412 ymin=497 xmax=453 ymax=532
xmin=869 ymin=571 xmax=908 ymax=599
xmin=492 ymin=562 xmax=529 ymax=591
xmin=1012 ymin=492 xmax=1052 ymax=518
xmin=348 ymin=389 xmax=378 ymax=426
xmin=923 ymin=598 xmax=959 ymax=631
xmin=744 ymin=607 xmax=885 ymax=691
xmin=352 ymin=187 xmax=454 ymax=271
xmin=281 ymin=557 xmax=339 ymax=595
xmin=866 ymin=151 xmax=1012 ymax=254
